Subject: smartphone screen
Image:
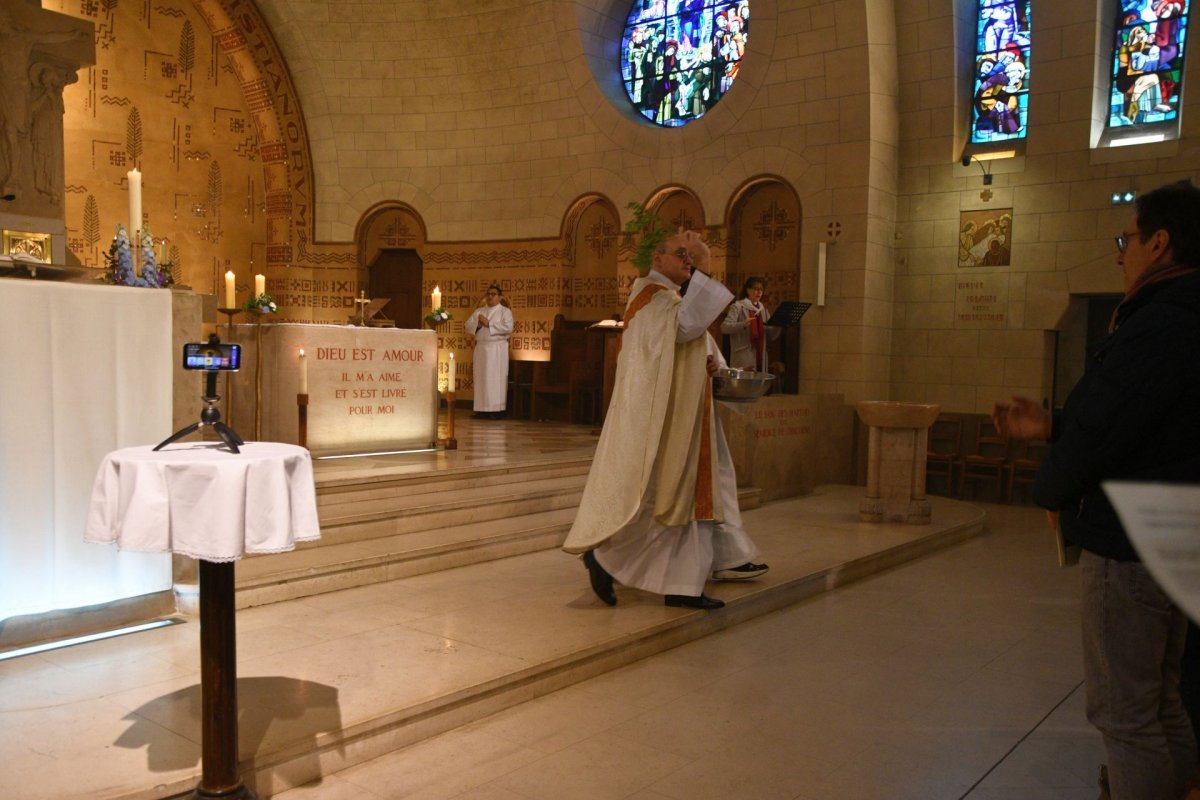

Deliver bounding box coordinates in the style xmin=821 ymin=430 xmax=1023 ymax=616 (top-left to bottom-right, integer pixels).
xmin=182 ymin=342 xmax=242 ymax=371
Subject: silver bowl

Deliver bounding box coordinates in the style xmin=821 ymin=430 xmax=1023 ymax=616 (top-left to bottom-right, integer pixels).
xmin=713 ymin=368 xmax=775 ymax=402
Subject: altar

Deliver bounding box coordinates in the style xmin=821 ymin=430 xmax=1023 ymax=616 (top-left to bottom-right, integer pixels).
xmin=225 ymin=323 xmax=439 ymax=452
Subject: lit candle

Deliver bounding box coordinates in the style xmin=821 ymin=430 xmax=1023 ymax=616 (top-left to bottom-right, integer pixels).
xmin=224 ymin=270 xmax=236 ymax=308
xmin=432 ymin=285 xmax=442 ymax=310
xmin=299 ymin=348 xmax=308 ymax=394
xmin=448 ymin=352 xmax=456 ymax=392
xmin=254 ymin=273 xmax=265 ymax=297
xmin=127 ymin=168 xmax=142 ymax=236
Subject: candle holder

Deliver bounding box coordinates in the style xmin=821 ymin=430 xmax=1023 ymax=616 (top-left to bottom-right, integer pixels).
xmin=442 ymin=391 xmax=458 ymax=450
xmin=245 ymin=308 xmax=273 ymax=441
xmin=217 ymin=308 xmax=244 ymax=426
xmin=297 ymin=393 xmax=309 ymax=449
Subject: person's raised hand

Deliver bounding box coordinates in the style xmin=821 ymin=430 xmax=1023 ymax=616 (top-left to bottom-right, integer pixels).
xmin=992 ymin=395 xmax=1049 ymax=440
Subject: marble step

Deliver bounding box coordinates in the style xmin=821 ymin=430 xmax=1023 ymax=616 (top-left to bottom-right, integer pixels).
xmin=235 ymin=506 xmax=578 ymax=608
xmin=315 ymin=472 xmax=589 ymax=545
xmin=314 ymin=458 xmax=594 ymax=509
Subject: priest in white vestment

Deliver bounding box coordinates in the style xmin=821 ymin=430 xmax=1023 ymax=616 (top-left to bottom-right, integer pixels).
xmin=465 ymin=284 xmax=514 ymax=419
xmin=562 ymin=229 xmax=767 ymax=610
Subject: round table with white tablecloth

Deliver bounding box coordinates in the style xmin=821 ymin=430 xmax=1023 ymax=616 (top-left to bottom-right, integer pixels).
xmin=85 ymin=442 xmax=320 ymax=800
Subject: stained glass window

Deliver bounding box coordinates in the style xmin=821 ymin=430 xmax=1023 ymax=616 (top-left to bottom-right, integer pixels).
xmin=970 ymin=0 xmax=1032 ymax=145
xmin=619 ymin=0 xmax=748 ymax=127
xmin=1108 ymin=1 xmax=1188 ymax=128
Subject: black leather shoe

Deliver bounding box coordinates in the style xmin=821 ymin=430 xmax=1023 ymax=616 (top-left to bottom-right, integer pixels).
xmin=664 ymin=594 xmax=725 ymax=610
xmin=582 ymin=550 xmax=616 ymax=606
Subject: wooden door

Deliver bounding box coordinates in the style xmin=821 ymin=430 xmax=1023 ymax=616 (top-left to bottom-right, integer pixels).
xmin=368 ymin=248 xmax=423 ymax=329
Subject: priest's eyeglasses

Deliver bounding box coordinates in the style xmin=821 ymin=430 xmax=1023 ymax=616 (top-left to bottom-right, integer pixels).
xmin=670 ymin=247 xmax=691 ymax=262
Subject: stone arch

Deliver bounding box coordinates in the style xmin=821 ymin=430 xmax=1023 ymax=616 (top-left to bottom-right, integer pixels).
xmin=645 ymin=185 xmax=707 ymax=231
xmin=725 ymin=175 xmax=802 ymax=390
xmin=355 ymin=202 xmax=429 ymax=329
xmin=561 ymin=193 xmax=622 ymax=320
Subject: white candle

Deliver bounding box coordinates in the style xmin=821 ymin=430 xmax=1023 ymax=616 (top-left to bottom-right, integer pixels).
xmin=432 ymin=285 xmax=441 ymax=309
xmin=299 ymin=348 xmax=308 ymax=394
xmin=254 ymin=273 xmax=265 ymax=297
xmin=127 ymin=168 xmax=142 ymax=236
xmin=448 ymin=352 xmax=456 ymax=392
xmin=224 ymin=270 xmax=236 ymax=308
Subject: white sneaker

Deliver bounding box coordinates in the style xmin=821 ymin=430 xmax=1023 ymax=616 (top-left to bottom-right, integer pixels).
xmin=711 ymin=562 xmax=769 ymax=581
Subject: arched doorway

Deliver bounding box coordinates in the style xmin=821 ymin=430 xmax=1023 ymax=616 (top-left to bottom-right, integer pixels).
xmin=356 ymin=203 xmax=428 ymax=329
xmin=726 ymin=176 xmax=802 ymax=392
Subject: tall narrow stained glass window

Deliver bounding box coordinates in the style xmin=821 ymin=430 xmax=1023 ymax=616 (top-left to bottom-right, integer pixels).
xmin=619 ymin=0 xmax=749 ymax=127
xmin=1108 ymin=1 xmax=1188 ymax=128
xmin=970 ymin=0 xmax=1032 ymax=145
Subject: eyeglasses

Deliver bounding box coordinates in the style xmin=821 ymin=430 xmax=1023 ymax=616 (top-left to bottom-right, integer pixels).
xmin=486 ymin=291 xmax=500 ymax=296
xmin=670 ymin=247 xmax=691 ymax=261
xmin=1115 ymin=230 xmax=1141 ymax=253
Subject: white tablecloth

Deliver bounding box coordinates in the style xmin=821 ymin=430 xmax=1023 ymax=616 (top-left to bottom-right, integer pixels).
xmin=85 ymin=442 xmax=321 ymax=562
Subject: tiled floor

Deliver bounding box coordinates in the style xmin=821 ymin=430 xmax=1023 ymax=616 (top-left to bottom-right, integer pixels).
xmin=269 ymin=503 xmax=1104 ymax=800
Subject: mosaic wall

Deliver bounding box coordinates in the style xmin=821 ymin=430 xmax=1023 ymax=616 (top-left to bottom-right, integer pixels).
xmin=47 ymin=0 xmax=267 ymax=296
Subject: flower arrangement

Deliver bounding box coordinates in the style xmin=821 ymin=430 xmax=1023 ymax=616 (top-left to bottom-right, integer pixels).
xmin=626 ymin=202 xmax=669 ymax=274
xmin=104 ymin=224 xmax=173 ymax=288
xmin=424 ymin=308 xmax=452 ymax=324
xmin=243 ymin=293 xmax=277 ymax=314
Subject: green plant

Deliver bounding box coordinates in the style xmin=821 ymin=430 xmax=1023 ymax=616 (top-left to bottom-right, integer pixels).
xmin=626 ymin=202 xmax=668 ymax=274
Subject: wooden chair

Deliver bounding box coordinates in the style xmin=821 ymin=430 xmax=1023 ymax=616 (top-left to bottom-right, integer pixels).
xmin=531 ymin=318 xmax=604 ymax=424
xmin=1008 ymin=439 xmax=1047 ymax=504
xmin=531 ymin=360 xmax=570 ymax=421
xmin=925 ymin=414 xmax=962 ymax=497
xmin=959 ymin=419 xmax=1010 ymax=501
xmin=507 ymin=360 xmax=534 ymax=420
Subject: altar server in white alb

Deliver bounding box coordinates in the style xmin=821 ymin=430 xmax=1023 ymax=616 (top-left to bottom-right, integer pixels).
xmin=562 ymin=228 xmax=767 ymax=610
xmin=720 ymin=276 xmax=780 ymax=371
xmin=465 ymin=284 xmax=514 ymax=419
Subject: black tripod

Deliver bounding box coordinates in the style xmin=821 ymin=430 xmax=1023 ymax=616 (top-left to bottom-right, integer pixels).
xmin=154 ymin=369 xmax=246 ymax=454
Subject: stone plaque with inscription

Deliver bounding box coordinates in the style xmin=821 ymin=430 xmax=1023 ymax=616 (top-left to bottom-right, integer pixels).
xmin=229 ymin=324 xmax=438 ymax=452
xmin=954 ymin=274 xmax=1010 ymax=329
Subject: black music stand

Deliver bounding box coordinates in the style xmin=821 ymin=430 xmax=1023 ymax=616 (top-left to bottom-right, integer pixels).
xmin=766 ymin=301 xmax=811 ymax=394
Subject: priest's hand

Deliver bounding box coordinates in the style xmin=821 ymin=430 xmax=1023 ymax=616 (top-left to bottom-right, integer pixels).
xmin=706 ymin=355 xmax=719 ymax=377
xmin=678 ymin=228 xmax=711 ymax=275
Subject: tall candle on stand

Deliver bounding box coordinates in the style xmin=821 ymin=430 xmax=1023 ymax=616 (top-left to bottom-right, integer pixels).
xmin=432 ymin=285 xmax=441 ymax=310
xmin=127 ymin=168 xmax=142 ymax=274
xmin=254 ymin=274 xmax=265 ymax=297
xmin=448 ymin=352 xmax=456 ymax=392
xmin=224 ymin=271 xmax=236 ymax=308
xmin=299 ymin=349 xmax=308 ymax=394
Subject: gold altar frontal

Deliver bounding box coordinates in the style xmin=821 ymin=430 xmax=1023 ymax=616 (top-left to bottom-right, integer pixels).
xmin=225 ymin=323 xmax=438 ymax=452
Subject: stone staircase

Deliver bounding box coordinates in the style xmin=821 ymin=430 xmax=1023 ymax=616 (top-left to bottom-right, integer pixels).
xmin=235 ymin=453 xmax=764 ymax=609
xmin=235 ymin=456 xmax=593 ymax=608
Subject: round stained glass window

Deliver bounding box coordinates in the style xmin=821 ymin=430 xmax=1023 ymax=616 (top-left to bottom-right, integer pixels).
xmin=619 ymin=1 xmax=749 ymax=127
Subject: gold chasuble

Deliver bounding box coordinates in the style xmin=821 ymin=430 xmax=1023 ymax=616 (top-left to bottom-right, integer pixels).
xmin=562 ymin=276 xmax=723 ymax=555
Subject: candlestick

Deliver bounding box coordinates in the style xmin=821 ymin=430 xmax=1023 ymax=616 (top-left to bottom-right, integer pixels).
xmin=224 ymin=271 xmax=236 ymax=308
xmin=448 ymin=352 xmax=456 ymax=392
xmin=254 ymin=273 xmax=265 ymax=297
xmin=299 ymin=348 xmax=308 ymax=394
xmin=432 ymin=285 xmax=442 ymax=310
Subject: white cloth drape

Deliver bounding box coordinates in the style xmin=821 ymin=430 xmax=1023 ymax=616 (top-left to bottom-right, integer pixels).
xmin=85 ymin=443 xmax=321 ymax=562
xmin=0 ymin=281 xmax=174 ymax=622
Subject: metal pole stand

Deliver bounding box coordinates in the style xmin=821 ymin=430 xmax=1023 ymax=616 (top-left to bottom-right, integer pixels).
xmin=443 ymin=391 xmax=457 ymax=450
xmin=297 ymin=393 xmax=308 ymax=449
